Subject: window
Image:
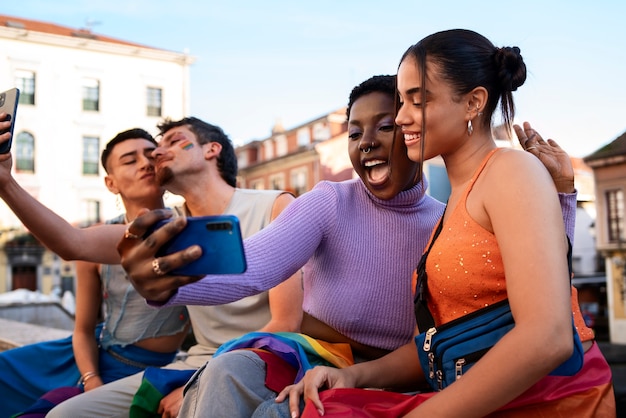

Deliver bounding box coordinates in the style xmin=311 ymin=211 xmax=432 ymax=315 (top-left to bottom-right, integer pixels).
xmin=84 ymin=199 xmax=101 ymax=225
xmin=312 ymin=123 xmax=330 ymax=141
xmin=147 ymin=87 xmax=162 ymax=117
xmin=290 ymin=168 xmax=308 ymax=196
xmin=82 ymin=78 xmax=100 ymax=111
xmin=237 ymin=152 xmax=248 ymax=168
xmin=269 ymin=173 xmax=285 ymax=190
xmin=606 ymin=189 xmax=625 ymax=243
xmin=297 ymin=128 xmax=311 ymax=147
xmin=249 ymin=179 xmax=264 ymax=190
xmin=15 ymin=70 xmax=35 ymax=105
xmin=264 ymin=140 xmax=274 ymax=160
xmin=82 ymin=136 xmax=100 ymax=175
xmin=15 ymin=131 xmax=35 ymax=172
xmin=275 ymin=134 xmax=287 ymax=156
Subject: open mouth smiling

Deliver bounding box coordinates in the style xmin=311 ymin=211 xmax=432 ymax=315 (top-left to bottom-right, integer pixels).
xmin=364 ymin=159 xmax=389 ymax=186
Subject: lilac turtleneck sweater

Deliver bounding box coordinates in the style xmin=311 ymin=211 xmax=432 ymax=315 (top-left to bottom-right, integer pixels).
xmin=163 ymin=179 xmax=577 ymax=350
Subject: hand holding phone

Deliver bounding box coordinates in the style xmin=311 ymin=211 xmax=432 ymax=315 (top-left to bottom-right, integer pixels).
xmin=0 ymin=88 xmax=20 ymax=154
xmin=148 ymin=215 xmax=247 ymax=276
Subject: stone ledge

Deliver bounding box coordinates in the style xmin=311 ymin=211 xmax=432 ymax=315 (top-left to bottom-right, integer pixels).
xmin=0 ymin=318 xmax=72 ymax=351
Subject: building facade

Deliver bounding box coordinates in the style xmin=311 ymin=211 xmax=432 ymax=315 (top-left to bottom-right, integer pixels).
xmin=236 ymin=110 xmax=350 ymax=195
xmin=584 ymin=131 xmax=626 ymax=344
xmin=0 ymin=14 xmax=193 ymax=294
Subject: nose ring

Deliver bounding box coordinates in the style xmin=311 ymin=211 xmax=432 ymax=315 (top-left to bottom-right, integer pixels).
xmin=362 ymin=147 xmax=371 ymax=154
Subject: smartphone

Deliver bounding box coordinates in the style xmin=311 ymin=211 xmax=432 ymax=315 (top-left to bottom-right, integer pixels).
xmin=149 ymin=215 xmax=247 ymax=276
xmin=0 ymin=88 xmax=20 ymax=154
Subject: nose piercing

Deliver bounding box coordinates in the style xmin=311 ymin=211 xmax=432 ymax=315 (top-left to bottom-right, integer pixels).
xmin=362 ymin=147 xmax=371 ymax=154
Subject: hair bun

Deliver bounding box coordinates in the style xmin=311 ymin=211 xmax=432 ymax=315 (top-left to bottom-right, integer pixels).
xmin=494 ymin=46 xmax=527 ymax=92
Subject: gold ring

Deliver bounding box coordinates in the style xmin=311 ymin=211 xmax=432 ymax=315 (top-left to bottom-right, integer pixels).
xmin=525 ymin=146 xmax=537 ymax=151
xmin=152 ymin=258 xmax=166 ymax=276
xmin=124 ymin=228 xmax=142 ymax=240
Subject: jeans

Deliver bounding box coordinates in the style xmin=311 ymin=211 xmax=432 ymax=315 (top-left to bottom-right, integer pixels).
xmin=180 ymin=350 xmax=290 ymax=417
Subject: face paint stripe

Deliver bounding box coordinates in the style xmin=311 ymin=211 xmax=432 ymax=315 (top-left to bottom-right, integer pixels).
xmin=180 ymin=140 xmax=193 ymax=150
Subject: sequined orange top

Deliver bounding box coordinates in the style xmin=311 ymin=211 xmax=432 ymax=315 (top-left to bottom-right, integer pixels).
xmin=422 ymin=148 xmax=594 ymax=342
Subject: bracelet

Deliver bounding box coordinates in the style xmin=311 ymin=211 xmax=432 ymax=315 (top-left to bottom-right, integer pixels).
xmin=78 ymin=371 xmax=99 ymax=386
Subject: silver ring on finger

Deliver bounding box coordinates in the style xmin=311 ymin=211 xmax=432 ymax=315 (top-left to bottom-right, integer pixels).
xmin=525 ymin=146 xmax=537 ymax=151
xmin=124 ymin=228 xmax=142 ymax=240
xmin=152 ymin=258 xmax=166 ymax=276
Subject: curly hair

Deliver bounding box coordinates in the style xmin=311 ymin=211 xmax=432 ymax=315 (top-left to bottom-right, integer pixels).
xmin=347 ymin=75 xmax=397 ymax=120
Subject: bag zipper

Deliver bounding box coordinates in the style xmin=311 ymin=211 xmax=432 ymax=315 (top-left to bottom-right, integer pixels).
xmin=454 ymin=347 xmax=491 ymax=380
xmin=420 ymin=299 xmax=510 ymax=389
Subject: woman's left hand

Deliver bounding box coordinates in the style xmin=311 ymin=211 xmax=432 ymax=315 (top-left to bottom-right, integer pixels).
xmin=275 ymin=380 xmax=306 ymax=418
xmin=276 ymin=366 xmax=355 ymax=418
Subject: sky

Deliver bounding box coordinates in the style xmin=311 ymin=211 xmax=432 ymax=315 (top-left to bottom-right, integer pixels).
xmin=2 ymin=0 xmax=626 ymax=157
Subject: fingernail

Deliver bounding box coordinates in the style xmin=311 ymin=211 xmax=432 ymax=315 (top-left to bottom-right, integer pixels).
xmin=188 ymin=246 xmax=202 ymax=257
xmin=291 ymin=412 xmax=297 ymax=418
xmin=318 ymin=409 xmax=324 ymax=416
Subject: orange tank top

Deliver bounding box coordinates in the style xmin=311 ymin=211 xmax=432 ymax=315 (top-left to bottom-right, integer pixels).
xmin=426 ymin=149 xmax=506 ymax=324
xmin=422 ymin=148 xmax=594 ymax=341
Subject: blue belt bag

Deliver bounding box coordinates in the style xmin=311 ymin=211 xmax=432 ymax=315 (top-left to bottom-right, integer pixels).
xmin=414 ymin=298 xmax=584 ymax=391
xmin=414 ymin=215 xmax=584 ymax=392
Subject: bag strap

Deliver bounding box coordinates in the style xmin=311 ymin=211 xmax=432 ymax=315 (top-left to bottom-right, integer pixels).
xmin=414 ymin=212 xmax=445 ymax=331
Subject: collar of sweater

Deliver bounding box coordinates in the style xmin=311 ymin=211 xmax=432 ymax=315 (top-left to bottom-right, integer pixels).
xmin=359 ymin=177 xmax=428 ymax=211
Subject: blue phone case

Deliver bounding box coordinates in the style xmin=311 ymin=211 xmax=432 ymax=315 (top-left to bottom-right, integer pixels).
xmin=153 ymin=215 xmax=247 ymax=275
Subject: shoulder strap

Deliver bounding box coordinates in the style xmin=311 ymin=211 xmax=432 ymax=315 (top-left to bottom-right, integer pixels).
xmin=414 ymin=213 xmax=445 ymax=331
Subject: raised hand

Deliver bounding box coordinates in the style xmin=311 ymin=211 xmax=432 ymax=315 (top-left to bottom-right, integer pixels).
xmin=514 ymin=122 xmax=575 ymax=194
